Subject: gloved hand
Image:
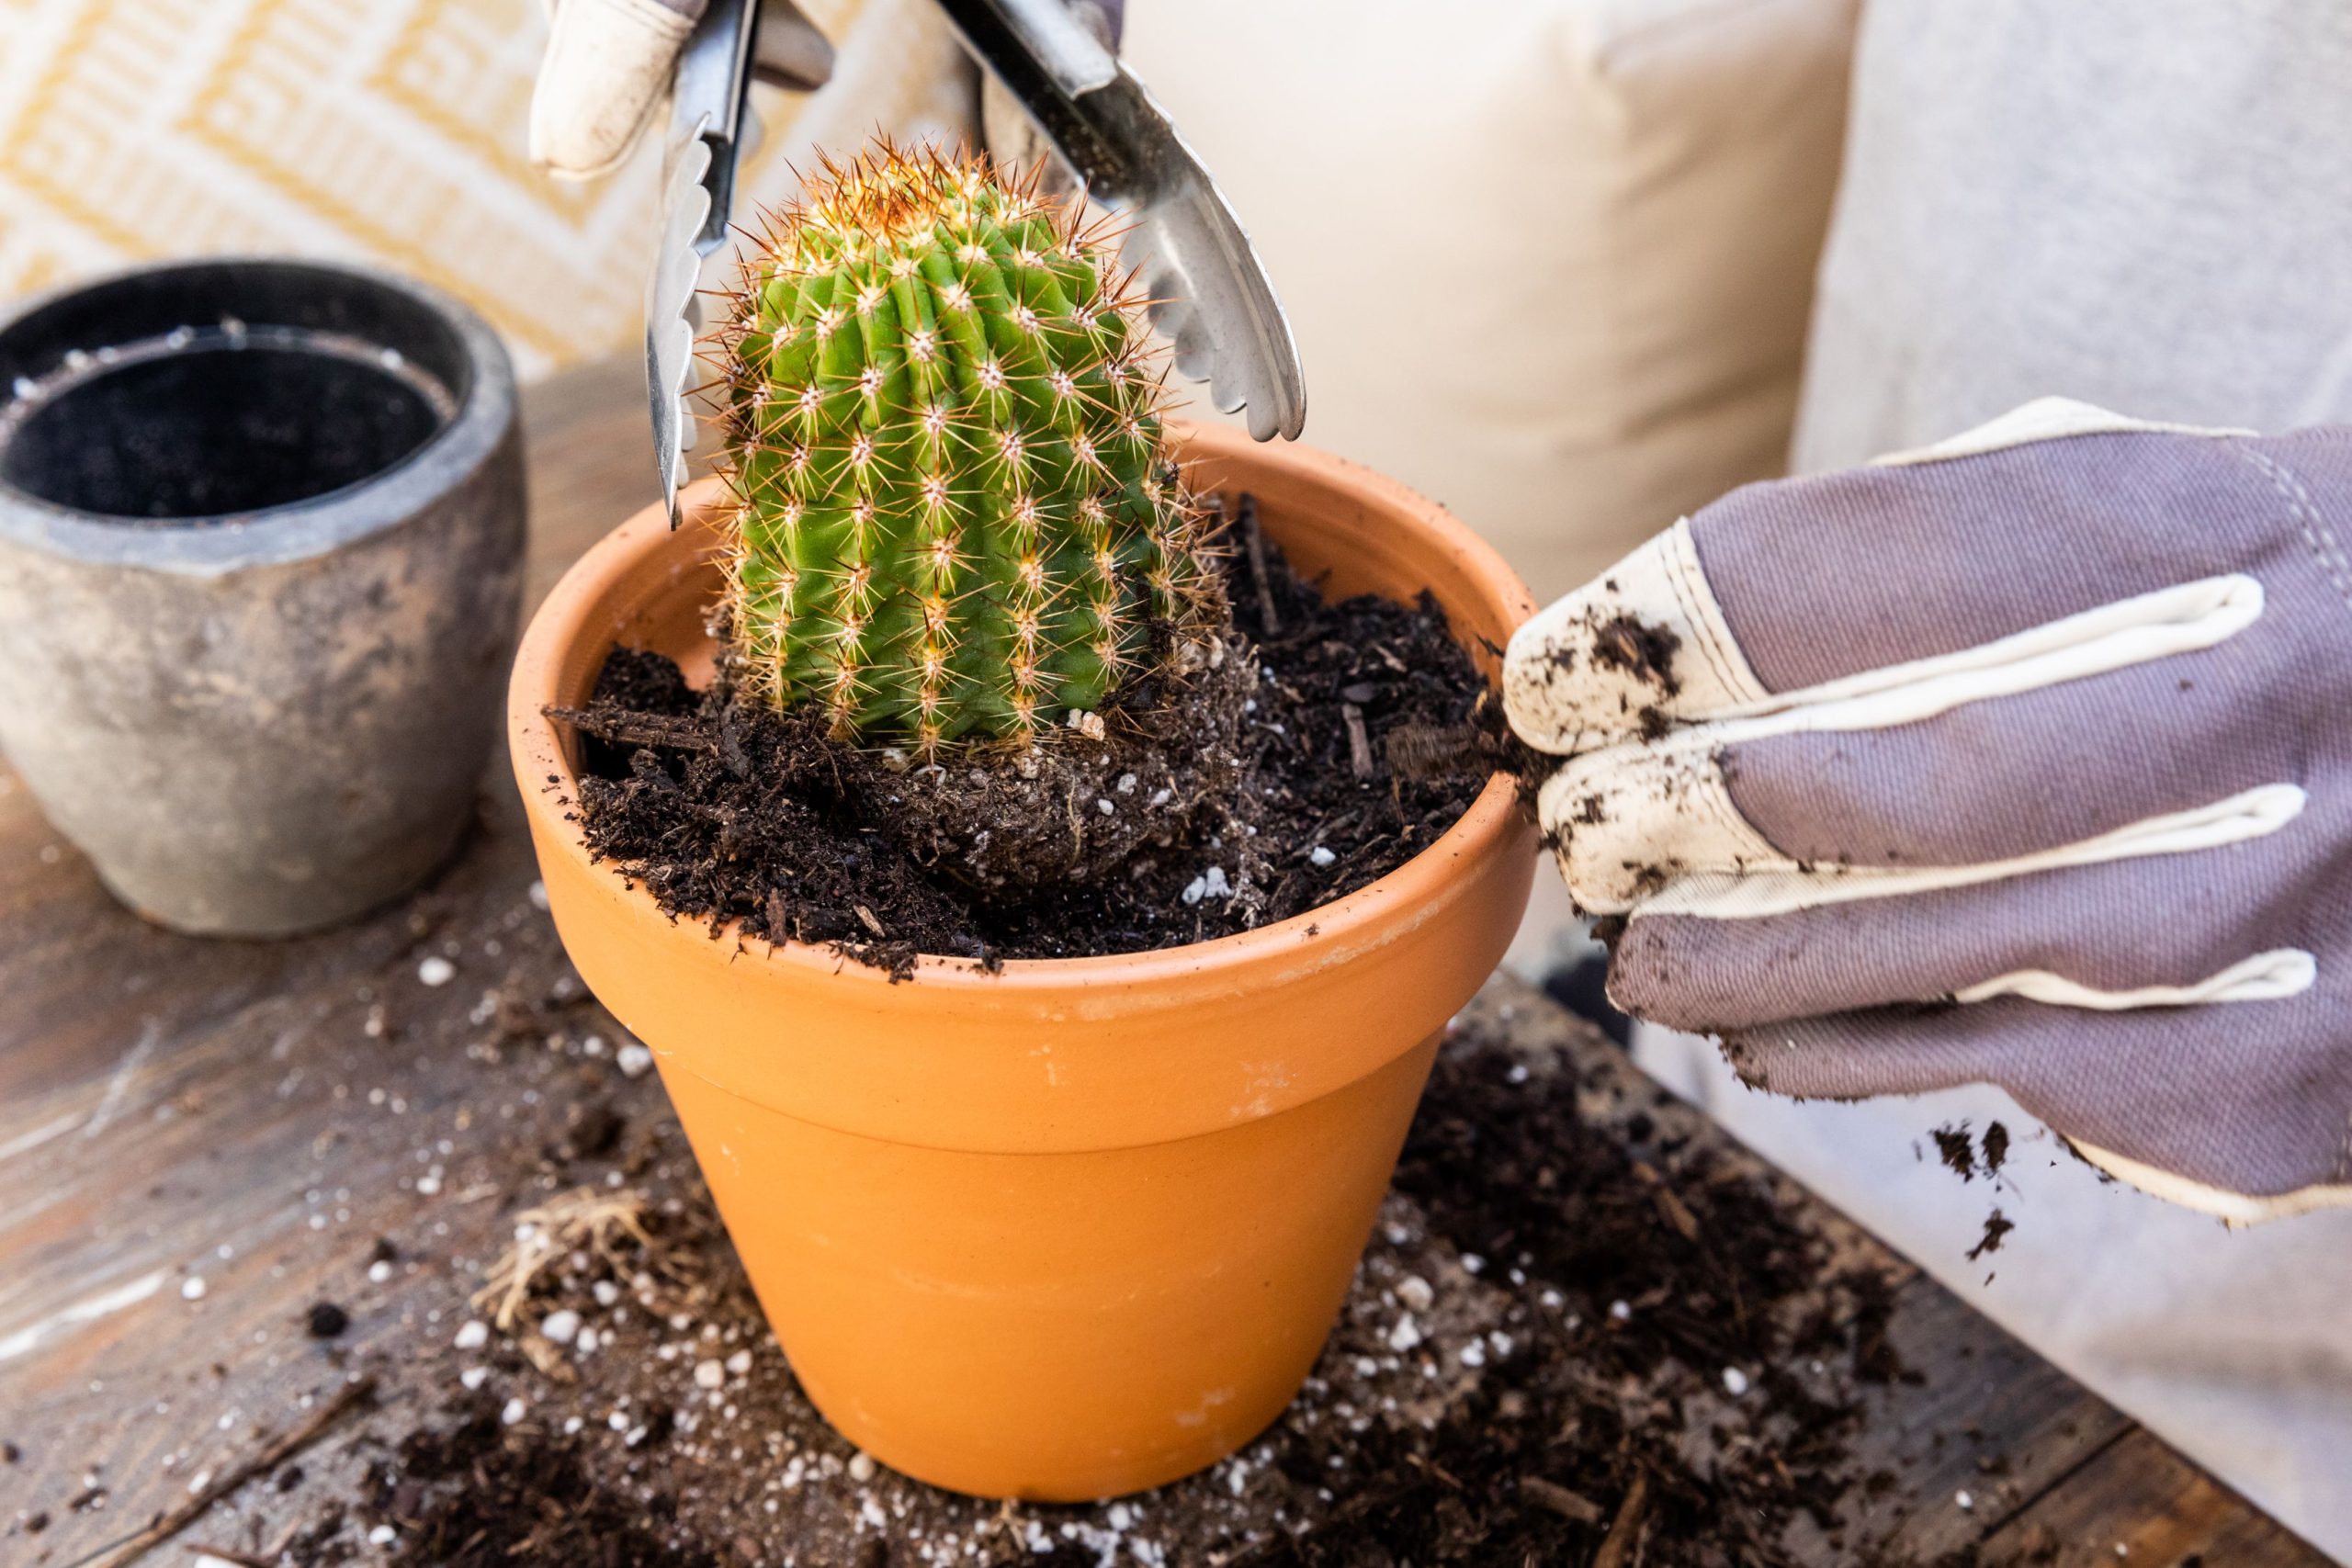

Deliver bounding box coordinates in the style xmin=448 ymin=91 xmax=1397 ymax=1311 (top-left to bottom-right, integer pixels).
xmin=529 ymin=0 xmax=835 ymax=179
xmin=1503 ymin=399 xmax=2352 ymax=1223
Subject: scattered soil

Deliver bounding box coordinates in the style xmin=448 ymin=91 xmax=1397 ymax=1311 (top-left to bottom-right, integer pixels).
xmin=1968 ymin=1212 xmax=2016 ymax=1264
xmin=1 ymin=849 xmax=2092 ymax=1568
xmin=1344 ymin=1020 xmax=1900 ymax=1565
xmin=284 ymin=996 xmax=1941 ymax=1568
xmin=554 ymin=501 xmax=1500 ymax=969
xmin=373 ymin=1400 xmax=718 ymax=1568
xmin=1926 ymin=1122 xmax=2026 ymax=1270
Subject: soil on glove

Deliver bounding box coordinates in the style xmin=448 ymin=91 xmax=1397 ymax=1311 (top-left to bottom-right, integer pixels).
xmin=552 ymin=503 xmax=1499 ymax=969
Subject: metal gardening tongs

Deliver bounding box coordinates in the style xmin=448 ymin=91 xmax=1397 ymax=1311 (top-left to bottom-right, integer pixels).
xmin=647 ymin=0 xmax=1307 ymax=528
xmin=647 ymin=0 xmax=758 ymax=528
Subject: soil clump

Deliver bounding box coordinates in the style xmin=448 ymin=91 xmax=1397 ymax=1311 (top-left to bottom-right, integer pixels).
xmin=372 ymin=1399 xmax=718 ymax=1568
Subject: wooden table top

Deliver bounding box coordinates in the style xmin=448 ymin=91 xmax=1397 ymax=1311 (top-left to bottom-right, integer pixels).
xmin=0 ymin=359 xmax=2326 ymax=1568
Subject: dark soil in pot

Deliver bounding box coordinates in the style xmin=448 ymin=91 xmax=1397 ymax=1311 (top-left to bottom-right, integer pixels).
xmin=550 ymin=502 xmax=1502 ymax=972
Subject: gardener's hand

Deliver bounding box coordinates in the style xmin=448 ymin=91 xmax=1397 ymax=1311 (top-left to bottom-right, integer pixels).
xmin=529 ymin=0 xmax=834 ymax=179
xmin=1503 ymin=399 xmax=2352 ymax=1222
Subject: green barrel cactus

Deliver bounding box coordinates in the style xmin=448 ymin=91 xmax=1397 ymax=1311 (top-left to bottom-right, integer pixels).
xmin=715 ymin=143 xmax=1221 ymax=755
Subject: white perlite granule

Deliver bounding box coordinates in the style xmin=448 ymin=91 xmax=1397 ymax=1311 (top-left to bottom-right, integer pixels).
xmin=1181 ymin=866 xmax=1234 ymax=906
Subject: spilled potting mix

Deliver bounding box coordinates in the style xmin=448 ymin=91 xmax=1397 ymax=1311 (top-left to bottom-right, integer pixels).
xmin=551 ymin=510 xmax=1501 ymax=972
xmin=9 ymin=953 xmax=1999 ymax=1567
xmin=344 ymin=1015 xmax=1928 ymax=1567
xmin=1 ymin=703 xmax=2099 ymax=1567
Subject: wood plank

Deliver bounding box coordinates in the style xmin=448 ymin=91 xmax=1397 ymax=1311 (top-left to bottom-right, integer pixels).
xmin=1835 ymin=1272 xmax=2135 ymax=1559
xmin=1977 ymin=1426 xmax=2330 ymax=1566
xmin=1491 ymin=971 xmax=2325 ymax=1567
xmin=0 ymin=795 xmax=574 ymax=1472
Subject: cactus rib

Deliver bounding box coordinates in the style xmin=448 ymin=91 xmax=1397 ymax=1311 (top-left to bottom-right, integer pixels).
xmin=713 ymin=142 xmax=1221 ymax=755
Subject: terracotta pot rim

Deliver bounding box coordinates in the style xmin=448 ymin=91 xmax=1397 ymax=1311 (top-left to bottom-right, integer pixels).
xmin=511 ymin=422 xmax=1536 ymax=991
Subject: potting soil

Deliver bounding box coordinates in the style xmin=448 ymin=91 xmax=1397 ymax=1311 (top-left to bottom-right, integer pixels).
xmin=552 ymin=509 xmax=1499 ymax=970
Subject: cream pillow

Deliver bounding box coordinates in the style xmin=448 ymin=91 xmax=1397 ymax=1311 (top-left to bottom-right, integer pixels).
xmin=1122 ymin=0 xmax=1860 ymax=601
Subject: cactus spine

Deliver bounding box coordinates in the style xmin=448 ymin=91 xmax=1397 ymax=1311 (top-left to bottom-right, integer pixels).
xmin=716 ymin=143 xmax=1219 ymax=754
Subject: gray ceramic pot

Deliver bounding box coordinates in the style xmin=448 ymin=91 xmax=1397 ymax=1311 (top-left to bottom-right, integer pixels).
xmin=0 ymin=258 xmax=525 ymax=936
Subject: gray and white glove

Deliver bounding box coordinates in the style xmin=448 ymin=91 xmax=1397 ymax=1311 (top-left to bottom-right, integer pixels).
xmin=1504 ymin=400 xmax=2352 ymax=1222
xmin=529 ymin=0 xmax=834 ymax=179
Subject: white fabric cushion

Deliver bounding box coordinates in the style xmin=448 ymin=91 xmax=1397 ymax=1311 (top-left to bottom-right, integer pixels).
xmin=1123 ymin=0 xmax=1860 ymax=600
xmin=1793 ymin=0 xmax=2352 ymax=472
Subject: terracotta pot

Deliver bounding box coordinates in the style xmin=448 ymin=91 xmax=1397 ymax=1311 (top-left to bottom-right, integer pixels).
xmin=509 ymin=423 xmax=1537 ymax=1500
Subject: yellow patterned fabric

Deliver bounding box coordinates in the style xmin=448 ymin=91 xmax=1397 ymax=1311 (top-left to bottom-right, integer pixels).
xmin=0 ymin=0 xmax=975 ymax=378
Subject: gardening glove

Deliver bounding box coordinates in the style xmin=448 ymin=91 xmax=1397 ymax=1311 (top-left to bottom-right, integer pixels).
xmin=529 ymin=0 xmax=834 ymax=179
xmin=1503 ymin=399 xmax=2352 ymax=1224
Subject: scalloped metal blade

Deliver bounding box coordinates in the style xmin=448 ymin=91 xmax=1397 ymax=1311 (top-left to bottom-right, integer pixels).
xmin=1099 ymin=94 xmax=1304 ymax=443
xmin=647 ymin=0 xmax=758 ymax=528
xmin=647 ymin=119 xmax=714 ymax=530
